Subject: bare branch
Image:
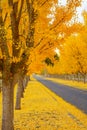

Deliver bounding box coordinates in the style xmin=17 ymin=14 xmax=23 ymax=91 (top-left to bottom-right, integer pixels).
xmin=41 ymin=0 xmax=49 ymax=7
xmin=3 ymin=13 xmax=8 ymax=24
xmin=34 ymin=37 xmax=44 ymax=48
xmin=17 ymin=0 xmax=24 ymax=24
xmin=50 ymin=17 xmax=65 ymax=31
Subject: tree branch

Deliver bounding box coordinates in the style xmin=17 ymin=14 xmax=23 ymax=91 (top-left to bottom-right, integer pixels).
xmin=41 ymin=0 xmax=49 ymax=7
xmin=3 ymin=13 xmax=8 ymax=24
xmin=50 ymin=17 xmax=65 ymax=31
xmin=17 ymin=0 xmax=24 ymax=24
xmin=34 ymin=37 xmax=44 ymax=48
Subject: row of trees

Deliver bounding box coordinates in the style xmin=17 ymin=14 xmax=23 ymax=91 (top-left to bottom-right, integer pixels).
xmin=45 ymin=13 xmax=87 ymax=83
xmin=0 ymin=0 xmax=83 ymax=129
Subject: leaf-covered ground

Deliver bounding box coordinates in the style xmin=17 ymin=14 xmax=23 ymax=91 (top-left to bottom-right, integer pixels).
xmin=46 ymin=77 xmax=87 ymax=90
xmin=0 ymin=77 xmax=87 ymax=130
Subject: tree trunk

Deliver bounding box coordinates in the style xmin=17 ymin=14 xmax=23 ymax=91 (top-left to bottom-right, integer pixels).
xmin=73 ymin=74 xmax=75 ymax=82
xmin=83 ymin=74 xmax=86 ymax=84
xmin=15 ymin=75 xmax=23 ymax=110
xmin=21 ymin=81 xmax=24 ymax=98
xmin=0 ymin=79 xmax=2 ymax=92
xmin=2 ymin=81 xmax=14 ymax=130
xmin=15 ymin=74 xmax=30 ymax=109
xmin=24 ymin=75 xmax=30 ymax=88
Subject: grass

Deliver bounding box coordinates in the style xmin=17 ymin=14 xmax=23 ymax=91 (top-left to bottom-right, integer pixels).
xmin=0 ymin=77 xmax=87 ymax=130
xmin=46 ymin=77 xmax=87 ymax=90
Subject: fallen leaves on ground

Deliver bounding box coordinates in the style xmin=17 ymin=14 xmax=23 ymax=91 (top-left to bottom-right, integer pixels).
xmin=0 ymin=77 xmax=87 ymax=129
xmin=46 ymin=77 xmax=87 ymax=90
xmin=14 ymin=77 xmax=87 ymax=130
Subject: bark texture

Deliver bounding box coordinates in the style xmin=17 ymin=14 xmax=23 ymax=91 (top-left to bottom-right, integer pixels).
xmin=2 ymin=81 xmax=14 ymax=130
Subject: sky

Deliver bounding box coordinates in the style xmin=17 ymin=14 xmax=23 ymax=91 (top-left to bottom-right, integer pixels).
xmin=58 ymin=0 xmax=87 ymax=23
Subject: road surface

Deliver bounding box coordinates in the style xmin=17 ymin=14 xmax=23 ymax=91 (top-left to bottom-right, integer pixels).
xmin=34 ymin=75 xmax=87 ymax=114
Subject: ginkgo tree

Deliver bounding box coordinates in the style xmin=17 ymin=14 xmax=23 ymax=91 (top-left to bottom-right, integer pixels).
xmin=61 ymin=34 xmax=87 ymax=82
xmin=46 ymin=12 xmax=87 ymax=82
xmin=0 ymin=0 xmax=83 ymax=130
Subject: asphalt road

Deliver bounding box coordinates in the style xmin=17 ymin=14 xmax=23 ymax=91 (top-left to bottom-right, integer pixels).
xmin=34 ymin=75 xmax=87 ymax=114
